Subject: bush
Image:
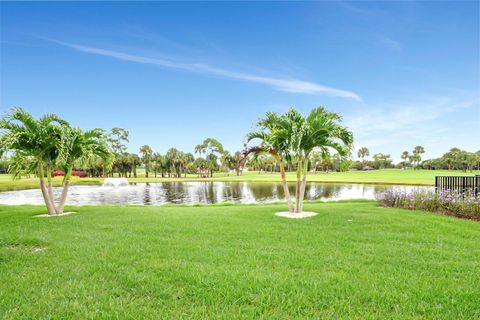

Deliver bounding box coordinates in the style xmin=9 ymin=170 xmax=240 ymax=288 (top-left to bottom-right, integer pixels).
xmin=53 ymin=170 xmax=65 ymax=177
xmin=376 ymin=188 xmax=480 ymax=220
xmin=72 ymin=170 xmax=88 ymax=178
xmin=52 ymin=170 xmax=88 ymax=178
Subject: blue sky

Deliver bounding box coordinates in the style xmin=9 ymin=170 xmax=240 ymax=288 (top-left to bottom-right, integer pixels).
xmin=1 ymin=1 xmax=479 ymax=162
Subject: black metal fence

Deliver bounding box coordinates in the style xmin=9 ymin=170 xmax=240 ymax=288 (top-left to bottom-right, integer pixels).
xmin=435 ymin=175 xmax=480 ymax=195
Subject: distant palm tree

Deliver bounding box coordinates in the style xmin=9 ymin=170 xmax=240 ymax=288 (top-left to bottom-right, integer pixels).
xmin=401 ymin=151 xmax=410 ymax=169
xmin=357 ymin=147 xmax=369 ymax=169
xmin=412 ymin=146 xmax=425 ymax=170
xmin=139 ymin=145 xmax=153 ymax=177
xmin=195 ymin=138 xmax=224 ymax=177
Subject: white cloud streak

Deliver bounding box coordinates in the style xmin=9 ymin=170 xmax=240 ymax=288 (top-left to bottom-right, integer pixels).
xmin=346 ymin=96 xmax=477 ymax=137
xmin=49 ymin=39 xmax=361 ymax=101
xmin=347 ymin=95 xmax=479 ymax=161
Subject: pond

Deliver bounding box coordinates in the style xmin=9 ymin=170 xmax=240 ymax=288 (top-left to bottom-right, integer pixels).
xmin=0 ymin=182 xmax=431 ymax=206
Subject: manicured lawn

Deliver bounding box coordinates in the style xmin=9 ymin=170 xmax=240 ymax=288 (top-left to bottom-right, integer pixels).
xmin=1 ymin=201 xmax=478 ymax=319
xmin=215 ymin=169 xmax=480 ymax=185
xmin=1 ymin=169 xmax=479 ymax=192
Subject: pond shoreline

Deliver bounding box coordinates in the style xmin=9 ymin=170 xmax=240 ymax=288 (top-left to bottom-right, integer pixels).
xmin=0 ymin=177 xmax=432 ymax=193
xmin=0 ymin=181 xmax=431 ymax=206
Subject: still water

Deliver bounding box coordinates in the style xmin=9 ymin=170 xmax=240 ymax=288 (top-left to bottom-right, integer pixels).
xmin=0 ymin=182 xmax=430 ymax=206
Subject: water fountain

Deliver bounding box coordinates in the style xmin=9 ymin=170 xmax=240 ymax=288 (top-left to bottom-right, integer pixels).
xmin=103 ymin=177 xmax=129 ymax=187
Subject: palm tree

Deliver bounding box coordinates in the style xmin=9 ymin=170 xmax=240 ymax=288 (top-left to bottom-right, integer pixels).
xmin=139 ymin=145 xmax=153 ymax=177
xmin=195 ymin=138 xmax=224 ymax=177
xmin=401 ymin=151 xmax=410 ymax=169
xmin=0 ymin=107 xmax=67 ymax=215
xmin=56 ymin=127 xmax=112 ymax=213
xmin=412 ymin=146 xmax=425 ymax=170
xmin=232 ymin=151 xmax=243 ymax=176
xmin=183 ymin=152 xmax=195 ymax=177
xmin=357 ymin=147 xmax=369 ymax=169
xmin=130 ymin=153 xmax=141 ymax=178
xmin=244 ymin=110 xmax=295 ymax=212
xmin=152 ymin=152 xmax=164 ymax=177
xmin=290 ymin=107 xmax=353 ymax=213
xmin=166 ymin=147 xmax=185 ymax=178
xmin=245 ymin=107 xmax=353 ymax=214
xmin=310 ymin=151 xmax=324 ymax=173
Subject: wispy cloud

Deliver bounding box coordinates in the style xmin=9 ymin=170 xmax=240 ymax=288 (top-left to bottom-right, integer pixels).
xmin=47 ymin=39 xmax=361 ymax=101
xmin=380 ymin=37 xmax=402 ymax=52
xmin=347 ymin=94 xmax=479 ymax=160
xmin=346 ymin=95 xmax=477 ymax=136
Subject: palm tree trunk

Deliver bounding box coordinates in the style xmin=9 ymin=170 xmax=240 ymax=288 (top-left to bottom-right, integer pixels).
xmin=57 ymin=167 xmax=72 ymax=214
xmin=294 ymin=160 xmax=304 ymax=213
xmin=38 ymin=162 xmax=56 ymax=215
xmin=278 ymin=160 xmax=294 ymax=213
xmin=298 ymin=160 xmax=308 ymax=213
xmin=46 ymin=165 xmax=55 ymax=207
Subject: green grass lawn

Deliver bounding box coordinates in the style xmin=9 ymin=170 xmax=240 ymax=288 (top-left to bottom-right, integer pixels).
xmin=1 ymin=169 xmax=478 ymax=192
xmin=1 ymin=201 xmax=478 ymax=319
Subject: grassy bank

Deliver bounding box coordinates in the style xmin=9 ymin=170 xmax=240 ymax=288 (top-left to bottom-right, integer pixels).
xmin=1 ymin=169 xmax=479 ymax=192
xmin=0 ymin=174 xmax=102 ymax=192
xmin=0 ymin=201 xmax=478 ymax=319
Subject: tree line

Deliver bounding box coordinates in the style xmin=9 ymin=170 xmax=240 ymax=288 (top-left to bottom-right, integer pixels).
xmin=355 ymin=146 xmax=480 ymax=172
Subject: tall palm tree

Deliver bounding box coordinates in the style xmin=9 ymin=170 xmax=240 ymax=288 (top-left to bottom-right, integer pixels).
xmin=357 ymin=147 xmax=369 ymax=169
xmin=232 ymin=151 xmax=243 ymax=176
xmin=401 ymin=151 xmax=410 ymax=169
xmin=152 ymin=152 xmax=164 ymax=177
xmin=412 ymin=146 xmax=425 ymax=170
xmin=0 ymin=107 xmax=67 ymax=215
xmin=139 ymin=145 xmax=153 ymax=177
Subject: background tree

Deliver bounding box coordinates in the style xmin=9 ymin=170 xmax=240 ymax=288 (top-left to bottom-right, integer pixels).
xmin=195 ymin=138 xmax=224 ymax=177
xmin=411 ymin=146 xmax=425 ymax=170
xmin=310 ymin=151 xmax=322 ymax=173
xmin=232 ymin=151 xmax=243 ymax=176
xmin=373 ymin=153 xmax=392 ymax=169
xmin=401 ymin=151 xmax=410 ymax=169
xmin=107 ymin=127 xmax=129 ymax=177
xmin=139 ymin=145 xmax=153 ymax=177
xmin=152 ymin=152 xmax=164 ymax=177
xmin=357 ymin=147 xmax=369 ymax=169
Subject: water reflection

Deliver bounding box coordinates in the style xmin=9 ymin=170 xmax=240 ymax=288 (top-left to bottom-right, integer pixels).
xmin=0 ymin=182 xmax=430 ymax=206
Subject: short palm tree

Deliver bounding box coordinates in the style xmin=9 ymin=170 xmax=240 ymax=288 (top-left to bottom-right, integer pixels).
xmin=244 ymin=110 xmax=296 ymax=212
xmin=56 ymin=127 xmax=112 ymax=213
xmin=245 ymin=107 xmax=353 ymax=214
xmin=0 ymin=107 xmax=67 ymax=214
xmin=291 ymin=107 xmax=353 ymax=213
